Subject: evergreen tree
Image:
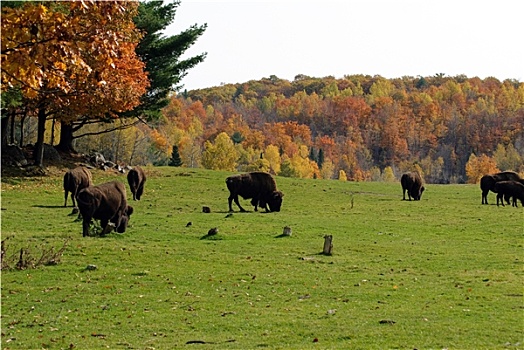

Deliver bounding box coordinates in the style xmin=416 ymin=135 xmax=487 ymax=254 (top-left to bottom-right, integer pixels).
xmin=308 ymin=147 xmax=317 ymax=162
xmin=132 ymin=0 xmax=207 ymax=120
xmin=169 ymin=145 xmax=183 ymax=167
xmin=231 ymin=131 xmax=245 ymax=144
xmin=57 ymin=0 xmax=207 ymax=152
xmin=317 ymin=148 xmax=324 ymax=169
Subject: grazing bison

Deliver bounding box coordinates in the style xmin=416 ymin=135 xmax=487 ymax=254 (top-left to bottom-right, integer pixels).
xmin=401 ymin=172 xmax=425 ymax=201
xmin=76 ymin=181 xmax=133 ymax=237
xmin=494 ymin=180 xmax=524 ymax=207
xmin=127 ymin=166 xmax=146 ymax=201
xmin=226 ymin=172 xmax=284 ymax=212
xmin=63 ymin=167 xmax=93 ymax=207
xmin=480 ymin=171 xmax=521 ymax=205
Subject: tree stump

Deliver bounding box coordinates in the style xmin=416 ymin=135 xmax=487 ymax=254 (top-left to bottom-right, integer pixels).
xmin=322 ymin=235 xmax=333 ymax=255
xmin=282 ymin=226 xmax=292 ymax=236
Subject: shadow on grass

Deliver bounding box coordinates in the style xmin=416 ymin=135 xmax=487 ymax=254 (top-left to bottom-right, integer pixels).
xmin=33 ymin=205 xmax=67 ymax=209
xmin=200 ymin=234 xmax=223 ymax=240
xmin=274 ymin=233 xmax=292 ymax=238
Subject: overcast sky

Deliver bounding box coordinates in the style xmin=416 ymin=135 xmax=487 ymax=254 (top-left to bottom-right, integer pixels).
xmin=165 ymin=0 xmax=524 ymax=91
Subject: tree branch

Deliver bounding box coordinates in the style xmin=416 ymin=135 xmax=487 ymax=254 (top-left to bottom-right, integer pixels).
xmin=73 ymin=118 xmax=141 ymax=139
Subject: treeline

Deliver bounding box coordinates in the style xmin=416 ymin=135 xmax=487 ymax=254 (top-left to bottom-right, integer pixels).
xmin=5 ymin=72 xmax=523 ymax=183
xmin=148 ymin=74 xmax=522 ymax=183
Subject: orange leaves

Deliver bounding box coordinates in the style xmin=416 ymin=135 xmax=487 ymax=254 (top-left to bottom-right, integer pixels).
xmin=1 ymin=0 xmax=147 ymax=118
xmin=150 ymin=129 xmax=169 ymax=155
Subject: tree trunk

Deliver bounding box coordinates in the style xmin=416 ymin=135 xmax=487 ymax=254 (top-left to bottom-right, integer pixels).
xmin=1 ymin=115 xmax=9 ymax=148
xmin=322 ymin=235 xmax=333 ymax=255
xmin=34 ymin=106 xmax=47 ymax=167
xmin=56 ymin=122 xmax=76 ymax=153
xmin=9 ymin=111 xmax=15 ymax=144
xmin=19 ymin=114 xmax=26 ymax=146
xmin=50 ymin=117 xmax=56 ymax=146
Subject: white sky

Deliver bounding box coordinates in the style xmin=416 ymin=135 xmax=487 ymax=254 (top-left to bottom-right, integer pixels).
xmin=165 ymin=0 xmax=524 ymax=91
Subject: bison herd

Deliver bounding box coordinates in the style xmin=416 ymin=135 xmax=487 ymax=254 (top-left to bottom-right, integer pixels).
xmin=63 ymin=166 xmax=521 ymax=237
xmin=63 ymin=166 xmax=146 ymax=237
xmin=480 ymin=171 xmax=524 ymax=207
xmin=400 ymin=170 xmax=524 ymax=207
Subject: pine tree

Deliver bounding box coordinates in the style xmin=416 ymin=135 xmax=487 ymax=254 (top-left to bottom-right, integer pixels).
xmin=169 ymin=145 xmax=183 ymax=167
xmin=317 ymin=148 xmax=324 ymax=169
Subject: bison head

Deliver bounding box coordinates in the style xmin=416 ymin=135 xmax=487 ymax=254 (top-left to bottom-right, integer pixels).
xmin=414 ymin=186 xmax=425 ymax=200
xmin=116 ymin=205 xmax=134 ymax=233
xmin=267 ymin=191 xmax=284 ymax=212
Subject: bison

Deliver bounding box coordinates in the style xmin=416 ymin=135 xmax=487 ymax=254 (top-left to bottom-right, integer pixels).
xmin=480 ymin=171 xmax=521 ymax=205
xmin=76 ymin=181 xmax=133 ymax=237
xmin=226 ymin=172 xmax=284 ymax=212
xmin=63 ymin=167 xmax=93 ymax=207
xmin=401 ymin=172 xmax=425 ymax=201
xmin=127 ymin=166 xmax=146 ymax=201
xmin=494 ymin=180 xmax=524 ymax=207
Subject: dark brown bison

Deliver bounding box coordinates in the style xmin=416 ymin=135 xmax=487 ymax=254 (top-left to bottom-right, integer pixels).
xmin=226 ymin=172 xmax=284 ymax=212
xmin=63 ymin=167 xmax=93 ymax=207
xmin=401 ymin=172 xmax=425 ymax=201
xmin=480 ymin=171 xmax=521 ymax=205
xmin=76 ymin=181 xmax=133 ymax=237
xmin=127 ymin=166 xmax=146 ymax=201
xmin=494 ymin=180 xmax=524 ymax=207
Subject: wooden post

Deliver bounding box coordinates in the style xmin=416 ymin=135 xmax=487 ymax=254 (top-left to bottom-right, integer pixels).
xmin=282 ymin=226 xmax=292 ymax=236
xmin=322 ymin=235 xmax=333 ymax=255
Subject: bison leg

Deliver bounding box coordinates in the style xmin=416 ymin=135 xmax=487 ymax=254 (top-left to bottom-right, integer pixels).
xmin=71 ymin=191 xmax=77 ymax=208
xmin=228 ymin=195 xmax=235 ymax=212
xmin=504 ymin=193 xmax=511 ymax=206
xmin=64 ymin=191 xmax=69 ymax=207
xmin=250 ymin=198 xmax=259 ymax=211
xmin=402 ymin=188 xmax=406 ymax=200
xmin=100 ymin=218 xmax=114 ymax=235
xmin=136 ymin=184 xmax=144 ymax=200
xmin=481 ymin=190 xmax=488 ymax=205
xmin=229 ymin=194 xmax=246 ymax=212
xmin=258 ymin=199 xmax=269 ymax=212
xmin=496 ymin=193 xmax=504 ymax=207
xmin=82 ymin=217 xmax=92 ymax=237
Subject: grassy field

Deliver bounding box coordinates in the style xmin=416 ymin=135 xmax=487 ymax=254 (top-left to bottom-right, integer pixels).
xmin=1 ymin=166 xmax=522 ymax=349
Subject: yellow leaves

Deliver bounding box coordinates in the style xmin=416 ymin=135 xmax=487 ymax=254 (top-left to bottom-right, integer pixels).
xmin=202 ymin=132 xmax=238 ymax=171
xmin=53 ymin=61 xmax=67 ymax=71
xmin=465 ymin=154 xmax=499 ymax=184
xmin=1 ymin=0 xmax=147 ymax=119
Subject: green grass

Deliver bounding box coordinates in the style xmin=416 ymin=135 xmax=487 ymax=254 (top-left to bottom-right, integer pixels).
xmin=1 ymin=167 xmax=523 ymax=349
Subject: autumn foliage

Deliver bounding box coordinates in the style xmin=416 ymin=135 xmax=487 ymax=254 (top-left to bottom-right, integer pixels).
xmin=1 ymin=1 xmax=148 ymax=118
xmin=149 ymin=74 xmax=522 ymax=183
xmin=1 ymin=1 xmax=149 ymax=165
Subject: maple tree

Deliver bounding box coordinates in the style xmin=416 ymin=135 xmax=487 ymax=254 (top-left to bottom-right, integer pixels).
xmin=1 ymin=1 xmax=149 ymax=165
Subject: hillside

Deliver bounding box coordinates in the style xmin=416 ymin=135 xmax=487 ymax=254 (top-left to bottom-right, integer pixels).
xmin=168 ymin=74 xmax=523 ymax=183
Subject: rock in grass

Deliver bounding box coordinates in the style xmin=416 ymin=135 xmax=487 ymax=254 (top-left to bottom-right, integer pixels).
xmin=379 ymin=319 xmax=396 ymax=324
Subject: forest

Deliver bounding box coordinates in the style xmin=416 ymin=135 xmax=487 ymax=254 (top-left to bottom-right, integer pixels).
xmin=2 ymin=2 xmax=523 ymax=184
xmin=73 ymin=74 xmax=523 ymax=184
